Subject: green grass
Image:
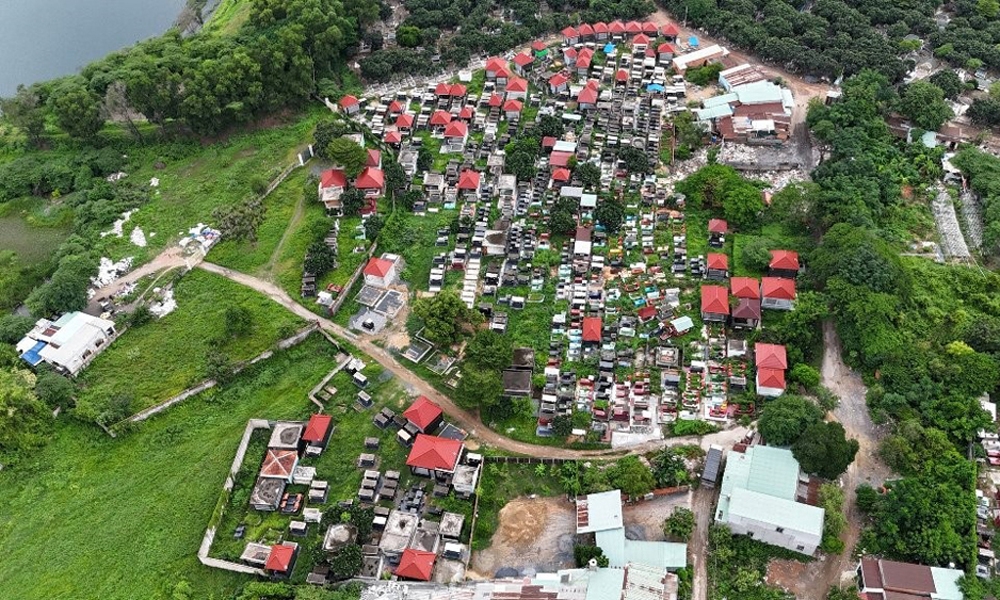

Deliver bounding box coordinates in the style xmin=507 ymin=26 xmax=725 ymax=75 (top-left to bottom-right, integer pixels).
xmin=0 ymin=336 xmax=340 ymax=600
xmin=75 ymin=268 xmax=304 ymax=419
xmin=203 ymin=0 xmax=253 ymax=36
xmin=0 ymin=197 xmax=73 ymax=265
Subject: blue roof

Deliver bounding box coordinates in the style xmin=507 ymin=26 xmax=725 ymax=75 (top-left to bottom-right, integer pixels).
xmin=647 ymin=84 xmax=665 ymax=92
xmin=21 ymin=341 xmax=46 ymax=367
xmin=604 ymin=43 xmax=615 ymax=54
xmin=689 ymin=36 xmax=699 ymax=47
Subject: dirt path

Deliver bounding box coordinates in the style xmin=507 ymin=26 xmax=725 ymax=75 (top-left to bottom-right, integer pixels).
xmin=86 ymin=246 xmax=192 ymax=314
xmin=197 ymin=260 xmax=752 ymax=458
xmin=767 ymin=322 xmax=889 ymax=598
xmin=690 ymin=486 xmax=715 ymax=600
xmin=263 ymin=189 xmax=306 ymax=279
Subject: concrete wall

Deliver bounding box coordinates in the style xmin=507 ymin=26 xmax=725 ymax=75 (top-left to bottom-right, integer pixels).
xmin=726 ymin=516 xmax=819 ymax=555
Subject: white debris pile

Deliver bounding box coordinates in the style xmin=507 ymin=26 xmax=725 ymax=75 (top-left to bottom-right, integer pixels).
xmin=112 ymin=282 xmax=137 ymax=301
xmin=149 ymin=288 xmax=176 ymax=318
xmin=100 ymin=209 xmax=137 ymax=238
xmin=149 ymin=177 xmax=160 ymax=187
xmin=178 ymin=223 xmax=222 ymax=254
xmin=92 ymin=256 xmax=134 ymax=288
xmin=130 ymin=227 xmax=147 ymax=247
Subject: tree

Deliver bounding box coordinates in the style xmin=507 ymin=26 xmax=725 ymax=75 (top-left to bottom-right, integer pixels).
xmin=819 ymin=483 xmax=846 ymax=553
xmin=792 ymin=421 xmax=859 ymax=480
xmin=383 ymin=160 xmax=407 ymax=200
xmin=340 ymin=188 xmax=366 ymax=217
xmin=417 ymin=145 xmax=433 ymax=172
xmin=0 ymin=86 xmax=46 ymax=144
xmin=314 ymin=119 xmax=351 ymax=156
xmin=464 ymin=330 xmax=513 ymax=369
xmin=456 ymin=366 xmax=503 ymax=411
xmin=305 ymin=241 xmax=338 ymax=276
xmin=212 ymin=196 xmax=267 ymax=243
xmin=650 ymin=448 xmax=690 ymax=488
xmin=329 ymin=544 xmax=362 ymax=579
xmin=979 ymin=0 xmax=1000 ymax=18
xmin=928 ymin=70 xmax=965 ymax=100
xmin=551 ymin=414 xmax=573 ymax=437
xmin=899 ymin=81 xmax=953 ymax=131
xmin=607 ymin=455 xmax=655 ymax=498
xmin=723 ymin=181 xmax=765 ymax=230
xmin=25 ymin=253 xmax=97 ymax=317
xmin=536 ymin=114 xmax=564 ymax=139
xmin=662 ymin=507 xmax=696 ymax=542
xmin=364 ymin=214 xmax=384 ymax=240
xmin=619 ymin=145 xmax=650 ymax=174
xmin=48 ymin=78 xmax=104 ymax=141
xmin=326 ymin=138 xmax=368 ymax=178
xmin=224 ymin=305 xmax=254 ymax=338
xmin=789 ymin=364 xmax=820 ymax=391
xmin=0 ymin=367 xmax=49 ymax=454
xmin=412 ymin=291 xmax=479 ymax=346
xmin=594 ymin=196 xmax=625 ymax=234
xmin=576 ymin=162 xmax=601 ymax=188
xmin=574 ymin=545 xmax=609 ymax=568
xmin=549 ymin=197 xmax=577 ymax=235
xmin=399 ymin=189 xmax=422 ymax=211
xmin=34 ymin=370 xmax=75 ymax=410
xmin=397 ymin=25 xmax=422 ymax=47
xmin=0 ymin=314 xmax=34 ymax=344
xmin=757 ymin=394 xmax=823 ymax=446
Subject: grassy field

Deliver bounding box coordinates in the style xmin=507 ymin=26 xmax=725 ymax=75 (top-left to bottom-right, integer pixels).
xmin=0 ymin=335 xmax=341 ymax=600
xmin=75 ymin=268 xmax=304 ymax=419
xmin=203 ymin=0 xmax=254 ymax=36
xmin=0 ymin=196 xmax=73 ymax=265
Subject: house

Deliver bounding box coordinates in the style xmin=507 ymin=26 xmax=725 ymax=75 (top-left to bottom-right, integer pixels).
xmin=506 ymin=77 xmax=528 ymax=100
xmin=366 ymin=149 xmax=382 ymax=169
xmin=715 ymin=445 xmax=825 ymax=555
xmin=549 ymin=72 xmax=570 ymax=95
xmin=443 ymin=121 xmax=469 ymax=144
xmin=503 ymin=99 xmax=523 ymax=120
xmin=593 ymin=22 xmax=609 ymax=40
xmin=502 ymin=369 xmax=533 ymax=398
xmin=265 ymin=543 xmax=298 ymax=578
xmin=755 ymin=343 xmax=787 ymax=371
xmin=582 ymin=316 xmax=602 ymax=344
xmin=552 ymin=168 xmax=571 ymax=183
xmin=706 ymin=253 xmax=728 ymax=280
xmin=857 ymin=557 xmax=964 ymax=600
xmin=730 ymin=277 xmax=760 ymax=300
xmin=457 ymin=169 xmax=481 ymax=194
xmin=395 ymin=113 xmax=415 ymax=131
xmin=16 ymin=312 xmax=118 ymax=376
xmin=302 ymin=414 xmax=333 ymax=450
xmin=756 ymin=367 xmax=786 ymax=397
xmin=260 ymin=449 xmax=298 ymax=483
xmin=632 ymin=33 xmax=650 ymax=51
xmin=576 ymin=48 xmax=594 ymax=76
xmin=642 ymin=21 xmax=659 ymax=35
xmin=660 ymin=22 xmax=680 ymax=42
xmin=708 ymin=219 xmax=727 ymax=246
xmin=574 ymin=226 xmax=592 ymax=256
xmin=700 ymin=285 xmax=729 ymax=322
xmin=577 ymin=81 xmax=599 ymax=110
xmin=317 ymin=168 xmax=347 ymax=213
xmin=732 ymin=297 xmax=761 ymax=329
xmin=769 ymin=250 xmax=800 ymax=278
xmin=511 ymin=52 xmax=534 ymax=75
xmin=356 ymin=167 xmax=384 ymax=196
xmin=577 ymin=490 xmax=687 ymax=570
xmin=672 ymin=44 xmax=728 ymax=74
xmin=550 ymin=151 xmax=573 ymax=168
xmin=609 ymin=20 xmax=626 ymax=38
xmin=363 ymin=254 xmax=404 ymax=288
xmin=761 ymin=277 xmax=796 ymax=310
xmin=562 ymin=25 xmax=579 ymax=45
xmin=406 ymin=434 xmax=464 ymax=479
xmin=658 ymin=43 xmax=676 ymax=63
xmin=384 ymin=130 xmax=403 ymax=146
xmin=429 ymin=110 xmax=452 ymax=128
xmin=396 ymin=549 xmax=436 ymax=581
xmin=485 ymin=56 xmax=507 ymax=79
xmin=625 ymin=21 xmax=642 ymax=36
xmin=531 ymin=40 xmax=548 ymax=57
xmin=403 ymin=396 xmax=444 ymax=434
xmin=339 ymin=95 xmax=360 ymax=115
xmin=578 ymin=23 xmax=595 ymax=40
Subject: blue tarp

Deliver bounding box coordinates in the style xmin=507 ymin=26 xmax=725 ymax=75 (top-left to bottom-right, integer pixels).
xmin=689 ymin=36 xmax=699 ymax=47
xmin=647 ymin=83 xmax=665 ymax=92
xmin=21 ymin=340 xmax=46 ymax=367
xmin=603 ymin=43 xmax=615 ymax=54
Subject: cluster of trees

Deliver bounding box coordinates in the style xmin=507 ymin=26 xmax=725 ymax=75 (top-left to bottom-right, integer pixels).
xmin=0 ymin=367 xmax=52 ymax=458
xmin=455 ymin=329 xmax=512 ymax=419
xmin=675 ymin=164 xmax=766 ymax=230
xmin=412 ymin=291 xmax=482 ymax=347
xmin=2 ymin=0 xmax=369 ymax=140
xmin=952 ymin=147 xmax=1000 ymax=255
xmin=662 ymin=507 xmax=696 ymax=542
xmin=757 ymin=395 xmax=858 ymax=480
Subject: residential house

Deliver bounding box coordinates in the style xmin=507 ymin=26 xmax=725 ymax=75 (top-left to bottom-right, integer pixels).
xmin=395 ymin=113 xmax=415 ymax=132
xmin=658 ymin=43 xmax=676 ymax=64
xmin=857 ymin=557 xmax=964 ymax=600
xmin=457 ymin=169 xmax=481 ymax=195
xmin=578 ymin=23 xmax=595 ymax=41
xmin=403 ymin=396 xmax=444 ymax=434
xmin=503 ymin=99 xmax=523 ymax=120
xmin=339 ymin=95 xmax=360 ymax=115
xmin=755 ymin=342 xmax=787 ymax=397
xmin=761 ymin=277 xmax=796 ymax=310
xmin=443 ymin=121 xmax=469 ymax=148
xmin=660 ymin=22 xmax=680 ymax=42
xmin=593 ymin=22 xmax=609 ymax=41
xmin=715 ymin=445 xmax=825 ymax=554
xmin=730 ymin=277 xmax=760 ymax=300
xmin=406 ymin=434 xmax=464 ymax=479
xmin=577 ymin=490 xmax=687 ymax=570
xmin=506 ymin=77 xmax=528 ymax=100
xmin=768 ymin=250 xmax=800 ymax=278
xmin=317 ymin=168 xmax=347 ymax=213
xmin=511 ymin=52 xmax=534 ymax=75
xmin=577 ymin=80 xmax=599 ymax=110
xmin=756 ymin=367 xmax=786 ymax=397
xmin=356 ymin=167 xmax=384 ymax=197
xmin=396 ymin=549 xmax=436 ymax=581
xmin=363 ymin=254 xmax=404 ymax=288
xmin=706 ymin=253 xmax=728 ymax=280
xmin=549 ymin=72 xmax=570 ymax=95
xmin=429 ymin=110 xmax=452 ymax=130
xmin=700 ymin=285 xmax=729 ymax=322
xmin=574 ymin=226 xmax=593 ymax=256
xmin=562 ymin=25 xmax=579 ymax=45
xmin=732 ymin=297 xmax=761 ymax=329
xmin=485 ymin=56 xmax=507 ymax=80
xmin=16 ymin=312 xmax=118 ymax=376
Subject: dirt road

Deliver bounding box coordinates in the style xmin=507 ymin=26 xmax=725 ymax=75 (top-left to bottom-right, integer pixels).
xmin=767 ymin=322 xmax=889 ymax=598
xmin=85 ymin=246 xmax=192 ymax=315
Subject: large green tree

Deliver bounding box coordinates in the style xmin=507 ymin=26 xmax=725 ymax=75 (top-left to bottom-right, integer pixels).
xmin=899 ymin=81 xmax=953 ymax=131
xmin=0 ymin=367 xmax=50 ymax=454
xmin=757 ymin=394 xmax=823 ymax=446
xmin=412 ymin=291 xmax=480 ymax=346
xmin=0 ymin=86 xmax=46 ymax=144
xmin=48 ymin=78 xmax=104 ymax=141
xmin=792 ymin=421 xmax=859 ymax=480
xmin=326 ymin=138 xmax=368 ymax=178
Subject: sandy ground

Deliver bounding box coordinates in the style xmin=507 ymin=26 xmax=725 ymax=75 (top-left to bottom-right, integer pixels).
xmin=765 ymin=322 xmax=891 ymax=599
xmin=623 ymin=492 xmax=692 ymax=540
xmin=469 ymin=497 xmax=576 ymax=578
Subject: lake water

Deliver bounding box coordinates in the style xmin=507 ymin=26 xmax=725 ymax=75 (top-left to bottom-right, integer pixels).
xmin=0 ymin=0 xmax=187 ymax=96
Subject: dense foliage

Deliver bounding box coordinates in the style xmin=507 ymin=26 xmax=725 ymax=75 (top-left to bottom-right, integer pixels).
xmin=953 ymin=147 xmax=1000 ymax=255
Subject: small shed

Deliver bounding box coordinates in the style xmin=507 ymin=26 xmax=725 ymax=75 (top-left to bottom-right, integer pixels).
xmin=702 ymin=445 xmax=724 ymax=488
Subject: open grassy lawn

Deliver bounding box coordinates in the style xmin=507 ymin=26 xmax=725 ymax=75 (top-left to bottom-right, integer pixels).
xmin=0 ymin=197 xmax=74 ymax=265
xmin=75 ymin=268 xmax=304 ymax=419
xmin=0 ymin=336 xmax=340 ymax=600
xmin=204 ymin=0 xmax=254 ymax=36
xmin=96 ymin=109 xmax=324 ymax=266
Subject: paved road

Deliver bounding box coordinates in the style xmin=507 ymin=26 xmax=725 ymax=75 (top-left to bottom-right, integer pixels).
xmin=197 ymin=260 xmax=750 ymax=459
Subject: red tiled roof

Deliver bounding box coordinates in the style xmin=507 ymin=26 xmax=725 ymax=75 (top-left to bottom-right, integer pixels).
xmin=638 ymin=305 xmax=657 ymax=320
xmin=549 ymin=73 xmax=569 ymax=88
xmin=396 ymin=549 xmax=436 ymax=581
xmin=339 ymin=94 xmax=359 ymax=108
xmin=265 ymin=544 xmax=296 ymax=572
xmin=576 ymin=48 xmax=594 ymax=68
xmin=450 ymin=84 xmax=467 ymax=97
xmin=658 ymin=43 xmax=676 ymax=54
xmin=404 ymin=396 xmax=443 ymax=431
xmin=616 ymin=69 xmax=629 ymax=82
xmin=260 ymin=449 xmax=297 ymax=479
xmin=562 ymin=26 xmax=579 ymax=37
xmin=582 ymin=317 xmax=602 ymax=342
xmin=769 ymin=250 xmax=800 ymax=271
xmin=532 ymin=40 xmax=547 ymax=51
xmin=503 ymin=99 xmax=523 ymax=112
xmin=579 ymin=23 xmax=595 ymax=36
xmin=707 ymin=253 xmax=728 ymax=270
xmin=396 ymin=113 xmax=414 ymax=128
xmin=302 ymin=414 xmax=332 ymax=443
xmin=444 ymin=121 xmax=468 ymax=138
xmin=430 ymin=110 xmax=452 ymax=126
xmin=762 ymin=277 xmax=796 ymax=300
xmin=552 ymin=168 xmax=571 ymax=182
xmin=642 ymin=21 xmax=658 ymax=34
xmin=593 ymin=22 xmax=609 ymax=34
xmin=633 ymin=33 xmax=650 ymax=45
xmin=488 ymin=93 xmax=503 ymax=107
xmin=708 ymin=218 xmax=728 ymax=233
xmin=406 ymin=434 xmax=462 ymax=472
xmin=733 ymin=297 xmax=761 ymax=319
xmin=513 ymin=52 xmax=534 ymax=67
xmin=755 ymin=343 xmax=787 ymax=370
xmin=388 ymin=100 xmax=403 ymax=113
xmin=435 ymin=82 xmax=451 ymax=96
xmin=542 ymin=136 xmax=557 ymax=148
xmin=356 ymin=167 xmax=384 ymax=190
xmin=550 ymin=151 xmax=573 ymax=167
xmin=506 ymin=77 xmax=528 ymax=93
xmin=320 ymin=168 xmax=347 ymax=189
xmin=661 ymin=22 xmax=680 ymax=36
xmin=459 ymin=106 xmax=474 ymax=120
xmin=730 ymin=277 xmax=760 ymax=299
xmin=701 ymin=285 xmax=729 ymax=315
xmin=757 ymin=368 xmax=786 ymax=390
xmin=486 ymin=56 xmax=506 ymax=73
xmin=609 ymin=20 xmax=626 ymax=34
xmin=578 ymin=86 xmax=598 ymax=104
xmin=564 ymin=47 xmax=578 ymax=60
xmin=384 ymin=130 xmax=402 ymax=144
xmin=366 ymin=149 xmax=381 ymax=168
xmin=457 ymin=169 xmax=481 ymax=190
xmin=364 ymin=257 xmax=395 ymax=278
xmin=625 ymin=21 xmax=642 ymax=34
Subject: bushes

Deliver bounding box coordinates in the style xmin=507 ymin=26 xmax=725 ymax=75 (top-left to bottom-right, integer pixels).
xmin=662 ymin=507 xmax=696 ymax=542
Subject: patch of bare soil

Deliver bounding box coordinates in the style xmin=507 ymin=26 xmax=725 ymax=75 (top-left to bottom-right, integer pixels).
xmin=623 ymin=492 xmax=692 ymax=540
xmin=470 ymin=497 xmax=576 ymax=578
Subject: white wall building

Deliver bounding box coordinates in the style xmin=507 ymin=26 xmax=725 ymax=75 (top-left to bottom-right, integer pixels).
xmin=16 ymin=312 xmax=118 ymax=376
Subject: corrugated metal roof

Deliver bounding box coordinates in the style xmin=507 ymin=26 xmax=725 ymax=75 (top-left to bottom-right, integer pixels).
xmin=702 ymin=93 xmax=738 ymax=108
xmin=716 ymin=445 xmax=801 ymax=522
xmin=577 ymin=490 xmax=623 ymax=533
xmin=624 ymin=540 xmax=687 ymax=570
xmin=694 ymin=105 xmax=733 ymax=121
xmin=733 ymin=81 xmax=784 ymax=105
xmin=929 ymin=567 xmax=964 ymax=600
xmin=728 ymin=487 xmax=824 ymax=537
xmin=585 ymin=568 xmax=625 ymax=600
xmin=702 ymin=446 xmax=723 ymax=483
